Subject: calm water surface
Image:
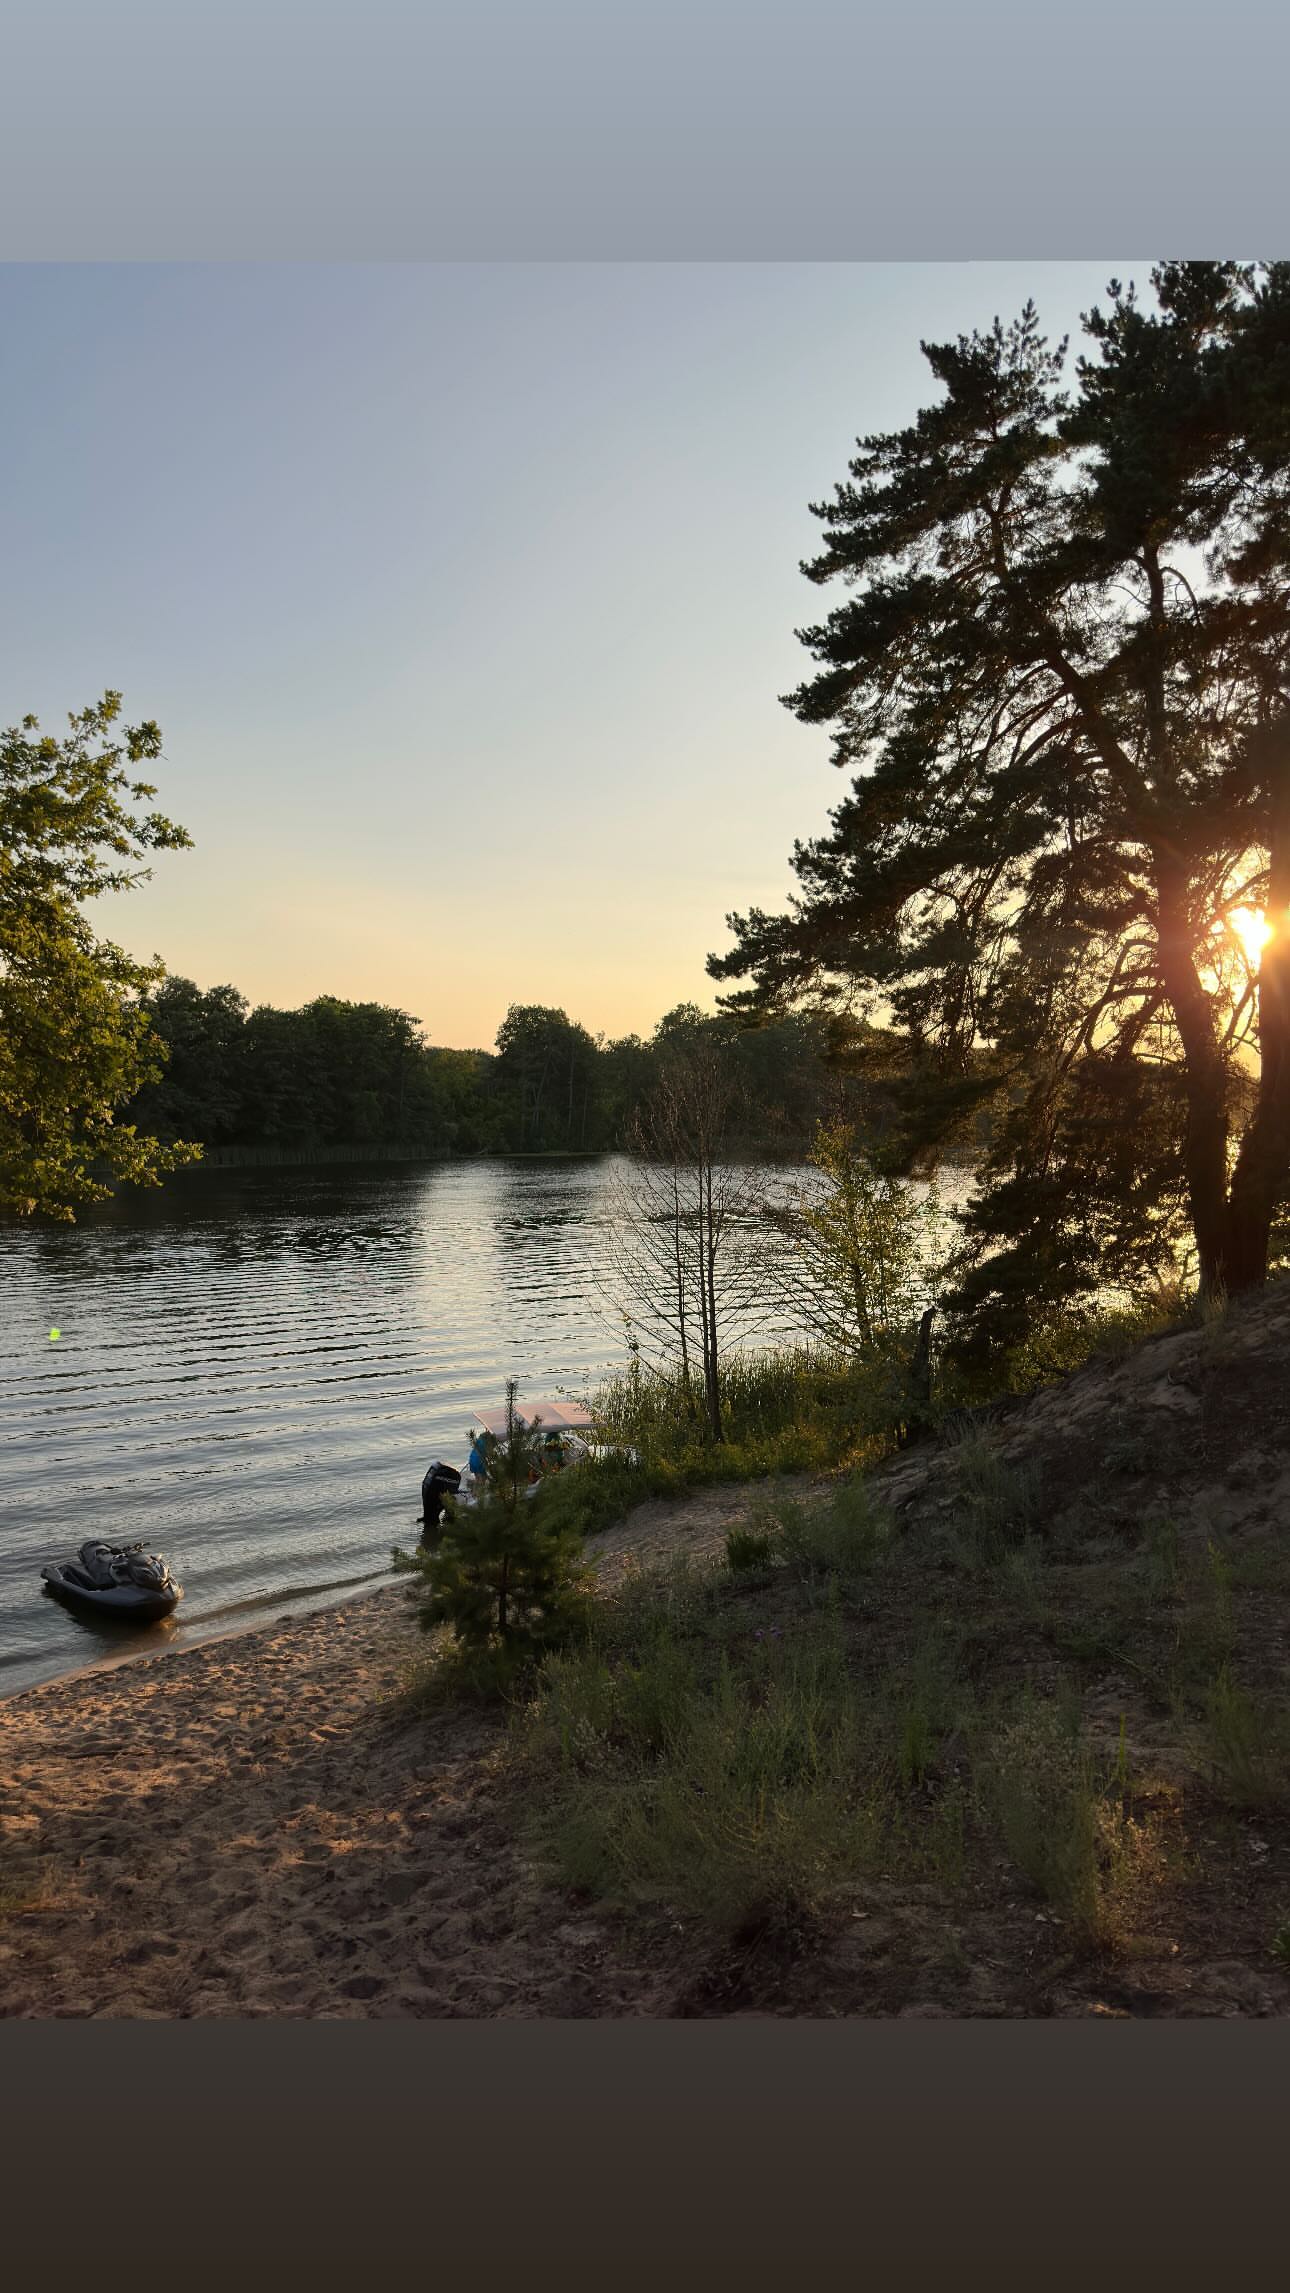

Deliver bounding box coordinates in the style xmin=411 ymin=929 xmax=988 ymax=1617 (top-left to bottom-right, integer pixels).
xmin=1 ymin=1155 xmax=822 ymax=1696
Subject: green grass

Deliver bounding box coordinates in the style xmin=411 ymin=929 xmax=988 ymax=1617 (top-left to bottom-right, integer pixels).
xmin=947 ymin=1434 xmax=1040 ymax=1567
xmin=527 ymin=1450 xmax=666 ymax=1544
xmin=1201 ymin=1667 xmax=1290 ymax=1809
xmin=1164 ymin=1539 xmax=1239 ymax=1698
xmin=511 ymin=1516 xmax=980 ymax=1950
xmin=516 ymin=1603 xmax=887 ymax=1945
xmin=755 ymin=1477 xmax=892 ymax=1585
xmin=535 ymin=1281 xmax=1210 ymax=1539
xmin=507 ymin=1428 xmax=1193 ymax=1960
xmin=517 ymin=1345 xmax=916 ymax=1560
xmin=974 ymin=1697 xmax=1167 ymax=1945
xmin=411 ymin=1277 xmax=1290 ymax=1984
xmin=588 ymin=1345 xmax=909 ymax=1486
xmin=1143 ymin=1514 xmax=1182 ymax=1599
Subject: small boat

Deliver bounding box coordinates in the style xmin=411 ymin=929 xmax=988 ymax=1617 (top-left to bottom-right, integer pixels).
xmin=41 ymin=1540 xmax=183 ymax=1623
xmin=470 ymin=1398 xmax=597 ymax=1442
xmin=468 ymin=1398 xmax=638 ymax=1471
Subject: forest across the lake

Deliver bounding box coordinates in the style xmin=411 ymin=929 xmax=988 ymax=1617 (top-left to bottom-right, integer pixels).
xmin=117 ymin=979 xmax=945 ymax=1165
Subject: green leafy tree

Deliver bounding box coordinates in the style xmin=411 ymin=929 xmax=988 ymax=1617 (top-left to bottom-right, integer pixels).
xmin=298 ymin=996 xmax=425 ymax=1144
xmin=598 ymin=1030 xmax=658 ymax=1144
xmin=404 ymin=1382 xmax=591 ymax=1675
xmin=235 ymin=1002 xmax=329 ymax=1147
xmin=779 ymin=1118 xmax=941 ymax=1355
xmin=0 ymin=693 xmax=199 ymax=1219
xmin=126 ymin=976 xmax=249 ymax=1145
xmin=710 ymin=264 xmax=1290 ymax=1348
xmin=493 ymin=1003 xmax=602 ymax=1150
xmin=416 ymin=1045 xmax=506 ymax=1153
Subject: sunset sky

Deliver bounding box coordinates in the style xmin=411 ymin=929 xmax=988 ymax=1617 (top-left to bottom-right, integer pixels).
xmin=4 ymin=261 xmax=1144 ymax=1050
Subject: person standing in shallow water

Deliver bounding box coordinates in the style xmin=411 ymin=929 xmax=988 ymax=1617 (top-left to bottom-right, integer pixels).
xmin=419 ymin=1459 xmax=460 ymax=1545
xmin=468 ymin=1430 xmax=490 ymax=1492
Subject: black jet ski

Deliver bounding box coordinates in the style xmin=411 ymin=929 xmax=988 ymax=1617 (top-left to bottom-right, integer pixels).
xmin=41 ymin=1540 xmax=183 ymax=1622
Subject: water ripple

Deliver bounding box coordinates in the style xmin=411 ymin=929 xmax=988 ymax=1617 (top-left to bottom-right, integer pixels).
xmin=0 ymin=1159 xmax=688 ymax=1691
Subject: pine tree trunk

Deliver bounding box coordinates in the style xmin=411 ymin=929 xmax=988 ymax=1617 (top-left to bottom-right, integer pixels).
xmin=1184 ymin=1067 xmax=1234 ymax=1299
xmin=900 ymin=1306 xmax=935 ymax=1449
xmin=1224 ymin=719 xmax=1290 ymax=1294
xmin=1155 ymin=866 xmax=1233 ymax=1296
xmin=1225 ymin=929 xmax=1290 ymax=1290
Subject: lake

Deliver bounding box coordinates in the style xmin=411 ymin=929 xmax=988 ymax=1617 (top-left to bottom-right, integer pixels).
xmin=2 ymin=1153 xmax=861 ymax=1696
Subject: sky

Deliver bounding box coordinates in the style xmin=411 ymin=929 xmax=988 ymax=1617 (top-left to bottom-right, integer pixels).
xmin=2 ymin=261 xmax=1148 ymax=1051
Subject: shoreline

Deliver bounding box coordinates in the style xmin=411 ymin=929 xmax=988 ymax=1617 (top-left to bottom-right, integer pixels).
xmin=0 ymin=1479 xmax=795 ymax=2017
xmin=3 ymin=1473 xmax=812 ymax=1712
xmin=0 ymin=1572 xmax=409 ymax=1710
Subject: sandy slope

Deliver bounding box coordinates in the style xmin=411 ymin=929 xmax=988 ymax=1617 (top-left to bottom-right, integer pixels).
xmin=0 ymin=1482 xmax=798 ymax=2018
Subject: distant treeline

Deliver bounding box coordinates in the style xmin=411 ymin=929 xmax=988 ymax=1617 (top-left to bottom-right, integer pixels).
xmin=120 ymin=982 xmax=886 ymax=1162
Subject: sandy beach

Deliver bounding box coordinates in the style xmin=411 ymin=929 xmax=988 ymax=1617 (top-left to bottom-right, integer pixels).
xmin=0 ymin=1484 xmax=787 ymax=2018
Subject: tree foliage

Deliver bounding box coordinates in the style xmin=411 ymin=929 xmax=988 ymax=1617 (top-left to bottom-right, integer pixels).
xmin=775 ymin=1119 xmax=943 ymax=1357
xmin=0 ymin=694 xmax=199 ymax=1220
xmin=117 ymin=982 xmax=880 ymax=1162
xmin=492 ymin=1003 xmax=603 ymax=1151
xmin=710 ymin=263 xmax=1290 ymax=1348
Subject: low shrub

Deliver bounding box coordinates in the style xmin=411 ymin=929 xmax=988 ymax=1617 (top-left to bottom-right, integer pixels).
xmin=1202 ymin=1667 xmax=1290 ymax=1809
xmin=762 ymin=1477 xmax=891 ymax=1583
xmin=724 ymin=1526 xmax=777 ymax=1573
xmin=529 ymin=1450 xmax=660 ymax=1543
xmin=980 ymin=1290 xmax=1193 ymax=1397
xmin=393 ymin=1379 xmax=592 ymax=1697
xmin=976 ymin=1696 xmax=1167 ymax=1944
xmin=1167 ymin=1539 xmax=1239 ymax=1693
xmin=950 ymin=1435 xmax=1040 ymax=1566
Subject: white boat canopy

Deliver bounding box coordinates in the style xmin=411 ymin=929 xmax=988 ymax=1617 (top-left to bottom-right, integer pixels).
xmin=473 ymin=1397 xmax=596 ymax=1437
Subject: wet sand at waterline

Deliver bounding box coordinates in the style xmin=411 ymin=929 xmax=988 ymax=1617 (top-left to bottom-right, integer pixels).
xmin=0 ymin=1485 xmax=790 ymax=2018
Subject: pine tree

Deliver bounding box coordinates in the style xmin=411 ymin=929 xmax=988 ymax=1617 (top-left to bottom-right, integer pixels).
xmin=406 ymin=1382 xmax=591 ymax=1681
xmin=710 ymin=264 xmax=1290 ymax=1348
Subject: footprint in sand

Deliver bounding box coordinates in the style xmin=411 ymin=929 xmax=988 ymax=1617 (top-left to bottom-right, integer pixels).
xmin=381 ymin=1872 xmax=423 ymax=1906
xmin=339 ymin=1972 xmax=385 ymax=2000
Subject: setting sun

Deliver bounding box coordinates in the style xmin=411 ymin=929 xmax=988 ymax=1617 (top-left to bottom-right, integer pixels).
xmin=1227 ymin=907 xmax=1273 ymax=966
